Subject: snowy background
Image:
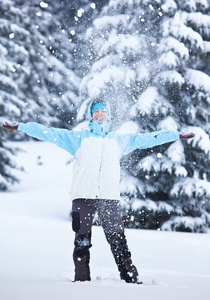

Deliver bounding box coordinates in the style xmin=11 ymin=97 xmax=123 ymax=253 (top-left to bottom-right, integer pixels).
xmin=0 ymin=141 xmax=210 ymax=300
xmin=1 ymin=0 xmax=210 ymax=231
xmin=1 ymin=2 xmax=210 ymax=297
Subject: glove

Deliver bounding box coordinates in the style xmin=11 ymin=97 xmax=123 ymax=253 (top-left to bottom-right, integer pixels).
xmin=180 ymin=132 xmax=195 ymax=140
xmin=1 ymin=122 xmax=19 ymax=130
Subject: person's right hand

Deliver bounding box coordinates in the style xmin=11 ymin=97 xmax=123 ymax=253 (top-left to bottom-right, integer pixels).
xmin=1 ymin=122 xmax=19 ymax=130
xmin=180 ymin=132 xmax=195 ymax=140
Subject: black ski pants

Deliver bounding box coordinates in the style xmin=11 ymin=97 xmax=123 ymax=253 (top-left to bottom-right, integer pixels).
xmin=72 ymin=198 xmax=139 ymax=283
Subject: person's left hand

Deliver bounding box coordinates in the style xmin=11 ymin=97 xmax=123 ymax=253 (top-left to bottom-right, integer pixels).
xmin=180 ymin=132 xmax=195 ymax=140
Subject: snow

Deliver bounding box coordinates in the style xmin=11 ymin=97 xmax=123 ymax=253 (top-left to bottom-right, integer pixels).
xmin=162 ymin=216 xmax=206 ymax=232
xmin=174 ymin=165 xmax=188 ymax=177
xmin=163 ymin=18 xmax=203 ymax=49
xmin=166 ymin=140 xmax=186 ymax=164
xmin=181 ymin=126 xmax=210 ymax=156
xmin=161 ymin=0 xmax=177 ymax=13
xmin=136 ymin=64 xmax=149 ymax=81
xmin=181 ymin=12 xmax=210 ymax=37
xmin=0 ymin=73 xmax=18 ymax=91
xmin=81 ymin=65 xmax=135 ymax=99
xmin=130 ymin=87 xmax=173 ymax=117
xmin=0 ymin=43 xmax=8 ymax=56
xmin=40 ymin=1 xmax=48 ymax=8
xmin=90 ymin=3 xmax=96 ymax=9
xmin=76 ymin=98 xmax=90 ymax=121
xmin=203 ymin=40 xmax=210 ymax=53
xmin=131 ymin=199 xmax=174 ymax=213
xmin=171 ymin=177 xmax=210 ymax=200
xmin=99 ymin=34 xmax=145 ymax=57
xmin=116 ymin=121 xmax=139 ymax=134
xmin=0 ymin=141 xmax=210 ymax=300
xmin=120 ymin=170 xmax=143 ymax=195
xmin=93 ymin=15 xmax=128 ymax=31
xmin=138 ymin=154 xmax=160 ymax=173
xmin=0 ymin=92 xmax=23 ymax=117
xmin=155 ymin=70 xmax=185 ymax=86
xmin=131 ymin=198 xmax=157 ymax=211
xmin=91 ymin=55 xmax=121 ymax=72
xmin=157 ymin=51 xmax=180 ymax=69
xmin=185 ymin=69 xmax=210 ymax=95
xmin=49 ymin=71 xmax=63 ymax=84
xmin=159 ymin=37 xmax=189 ymax=59
xmin=158 ymin=116 xmax=179 ymax=131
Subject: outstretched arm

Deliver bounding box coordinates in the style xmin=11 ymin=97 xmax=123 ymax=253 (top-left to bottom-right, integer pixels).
xmin=2 ymin=121 xmax=83 ymax=156
xmin=118 ymin=129 xmax=195 ymax=156
xmin=2 ymin=121 xmax=19 ymax=130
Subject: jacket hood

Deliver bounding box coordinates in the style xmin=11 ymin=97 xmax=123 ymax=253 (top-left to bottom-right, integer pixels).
xmin=88 ymin=99 xmax=111 ymax=135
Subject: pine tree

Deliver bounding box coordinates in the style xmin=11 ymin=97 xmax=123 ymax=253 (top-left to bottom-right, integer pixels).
xmin=0 ymin=123 xmax=18 ymax=191
xmin=77 ymin=0 xmax=210 ymax=232
xmin=0 ymin=0 xmax=31 ymax=125
xmin=0 ymin=0 xmax=29 ymax=190
xmin=13 ymin=0 xmax=81 ymax=128
xmin=61 ymin=0 xmax=109 ymax=80
xmin=0 ymin=0 xmax=80 ymax=189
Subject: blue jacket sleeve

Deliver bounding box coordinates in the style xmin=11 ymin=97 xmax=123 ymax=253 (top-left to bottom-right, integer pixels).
xmin=18 ymin=122 xmax=82 ymax=156
xmin=117 ymin=129 xmax=180 ymax=156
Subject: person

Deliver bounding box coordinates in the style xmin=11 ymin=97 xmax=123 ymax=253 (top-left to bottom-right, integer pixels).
xmin=2 ymin=99 xmax=195 ymax=284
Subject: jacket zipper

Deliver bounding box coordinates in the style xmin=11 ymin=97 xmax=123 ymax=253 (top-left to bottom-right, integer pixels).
xmin=96 ymin=136 xmax=103 ymax=198
xmin=96 ymin=122 xmax=104 ymax=198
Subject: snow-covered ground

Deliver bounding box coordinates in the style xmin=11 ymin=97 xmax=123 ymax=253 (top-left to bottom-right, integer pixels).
xmin=0 ymin=141 xmax=210 ymax=300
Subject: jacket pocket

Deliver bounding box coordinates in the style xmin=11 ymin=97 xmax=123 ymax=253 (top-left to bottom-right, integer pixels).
xmin=72 ymin=211 xmax=80 ymax=233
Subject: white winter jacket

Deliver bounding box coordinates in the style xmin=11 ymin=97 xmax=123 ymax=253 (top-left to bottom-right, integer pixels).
xmin=18 ymin=121 xmax=179 ymax=201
